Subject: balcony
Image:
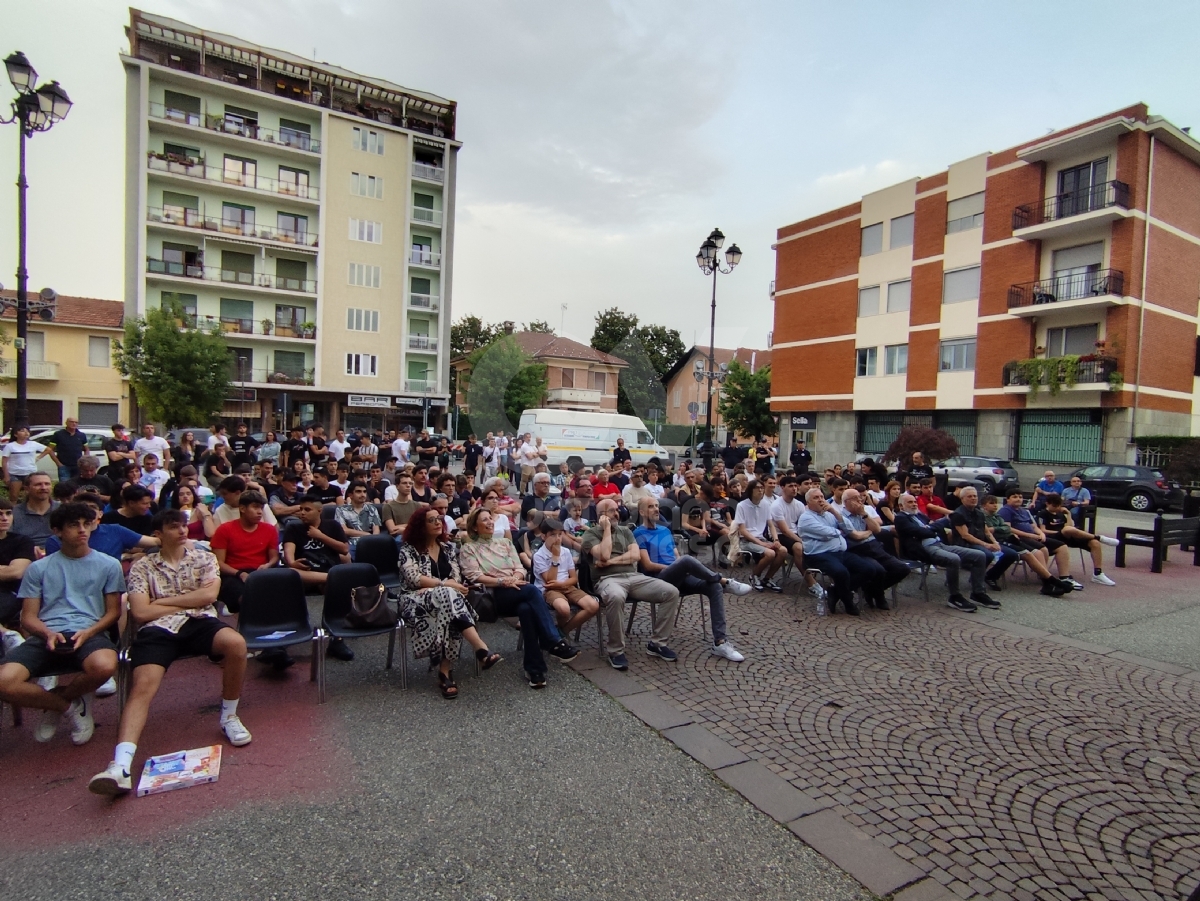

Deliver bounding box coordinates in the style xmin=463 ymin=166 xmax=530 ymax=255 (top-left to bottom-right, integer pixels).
xmin=177 ymin=314 xmax=315 ymax=340
xmin=412 ymin=162 xmax=445 ymax=183
xmin=411 ymin=207 xmax=443 ymax=227
xmin=1007 ymin=269 xmax=1124 ymax=317
xmin=148 ymin=101 xmax=322 ymax=155
xmin=148 ymin=153 xmax=320 ymax=202
xmin=0 ymin=359 xmax=59 ymax=380
xmin=1002 ymin=356 xmax=1120 ymax=394
xmin=230 ymin=368 xmax=317 ymax=387
xmin=146 ymin=259 xmax=316 ymax=294
xmin=408 ymin=293 xmax=440 ymax=312
xmin=547 ymin=387 xmax=602 ymax=406
xmin=1011 ymin=180 xmax=1132 ymax=240
xmin=407 ymin=336 xmax=438 ymax=351
xmin=409 ymin=250 xmax=442 ymax=269
xmin=404 ymin=379 xmax=437 ymax=392
xmin=147 ymin=206 xmax=319 ymax=252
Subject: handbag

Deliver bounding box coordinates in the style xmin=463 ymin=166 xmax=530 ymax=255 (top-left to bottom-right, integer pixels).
xmin=346 ymin=583 xmax=397 ymax=629
xmin=467 ymin=585 xmax=498 ymax=623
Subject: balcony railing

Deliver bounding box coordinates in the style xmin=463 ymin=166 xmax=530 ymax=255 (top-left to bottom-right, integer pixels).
xmin=408 ymin=293 xmax=440 ymax=311
xmin=407 ymin=336 xmax=438 ymax=351
xmin=409 ymin=250 xmax=441 ymax=267
xmin=148 ymin=153 xmax=320 ymax=200
xmin=412 ymin=162 xmax=445 ymax=183
xmin=147 ymin=206 xmax=319 ymax=248
xmin=0 ymin=359 xmax=59 ymax=379
xmin=147 ymin=101 xmax=322 ymax=153
xmin=411 ymin=207 xmax=443 ymax=226
xmin=146 ymin=259 xmax=316 ymax=293
xmin=1012 ymin=180 xmax=1130 ymax=230
xmin=231 ymin=368 xmax=316 ymax=386
xmin=404 ymin=379 xmax=437 ymax=392
xmin=177 ymin=314 xmax=314 ymax=339
xmin=1003 ymin=356 xmax=1118 ymax=388
xmin=1007 ymin=269 xmax=1124 ymax=309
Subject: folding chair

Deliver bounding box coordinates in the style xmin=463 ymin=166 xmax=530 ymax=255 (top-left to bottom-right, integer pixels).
xmin=236 ymin=569 xmax=322 ymax=694
xmin=898 ymin=559 xmax=931 ymax=603
xmin=319 ymin=563 xmax=408 ymax=701
xmin=355 ymin=534 xmax=403 ymax=591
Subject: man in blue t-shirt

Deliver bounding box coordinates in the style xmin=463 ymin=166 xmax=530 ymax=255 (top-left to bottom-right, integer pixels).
xmin=1031 ymin=470 xmax=1065 ymax=510
xmin=0 ymin=502 xmax=126 ymax=746
xmin=631 ymin=497 xmax=751 ymax=662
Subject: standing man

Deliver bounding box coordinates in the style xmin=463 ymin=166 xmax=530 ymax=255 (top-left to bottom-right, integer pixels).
xmin=228 ymin=423 xmax=260 ymax=469
xmin=280 ymin=427 xmax=308 ymax=471
xmin=13 ymin=472 xmax=59 ymax=552
xmin=207 ymin=423 xmax=230 ymax=452
xmin=519 ymin=433 xmax=540 ymax=494
xmin=610 ymin=437 xmax=632 ymax=469
xmin=103 ymin=424 xmax=135 ymax=481
xmin=462 ymin=434 xmax=483 ymax=483
xmin=327 ymin=429 xmax=351 ymax=463
xmin=789 ymin=438 xmax=812 ymax=474
xmin=45 ymin=418 xmax=90 ymax=483
xmin=133 ymin=424 xmax=171 ymax=469
xmin=391 ymin=429 xmax=411 ymax=467
xmin=907 ymin=451 xmax=933 ymax=483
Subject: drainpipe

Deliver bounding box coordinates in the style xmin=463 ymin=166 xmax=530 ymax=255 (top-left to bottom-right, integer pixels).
xmin=1130 ymin=135 xmax=1156 ymax=453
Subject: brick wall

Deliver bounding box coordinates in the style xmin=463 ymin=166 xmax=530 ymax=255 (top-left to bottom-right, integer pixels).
xmin=905 ymin=329 xmax=940 ymax=392
xmin=774 ymin=280 xmax=857 ymax=344
xmin=913 ymin=192 xmax=947 ymax=262
xmin=983 ymin=162 xmax=1043 ymax=245
xmin=980 ymin=241 xmax=1039 ymax=317
xmin=775 ymin=220 xmax=862 ymax=290
xmin=769 ymin=339 xmax=854 ymax=411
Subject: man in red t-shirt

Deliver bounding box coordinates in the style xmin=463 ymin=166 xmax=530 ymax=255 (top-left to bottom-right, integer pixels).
xmin=210 ymin=491 xmax=279 ymax=616
xmin=592 ymin=468 xmax=622 ymax=500
xmin=915 ymin=479 xmax=952 ymax=522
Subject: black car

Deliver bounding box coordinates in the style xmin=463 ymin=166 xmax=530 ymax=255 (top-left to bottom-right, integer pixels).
xmin=1070 ymin=464 xmax=1185 ymax=512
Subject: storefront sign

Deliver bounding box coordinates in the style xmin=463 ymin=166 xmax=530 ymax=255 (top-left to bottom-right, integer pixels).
xmin=226 ymin=388 xmax=257 ymax=402
xmin=789 ymin=412 xmax=817 ymax=429
xmin=348 ymin=394 xmax=392 ymax=408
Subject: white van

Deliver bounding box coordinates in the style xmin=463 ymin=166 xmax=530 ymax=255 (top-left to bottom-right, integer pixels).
xmin=516 ymin=408 xmax=668 ymax=470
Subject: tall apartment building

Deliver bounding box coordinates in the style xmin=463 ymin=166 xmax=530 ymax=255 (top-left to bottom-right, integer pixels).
xmin=771 ymin=103 xmax=1200 ymax=474
xmin=121 ymin=9 xmax=457 ymax=432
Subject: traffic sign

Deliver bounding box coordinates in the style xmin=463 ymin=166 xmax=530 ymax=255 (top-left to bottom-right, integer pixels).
xmin=687 ymin=401 xmax=699 ymax=415
xmin=689 ymin=412 xmax=698 ymax=422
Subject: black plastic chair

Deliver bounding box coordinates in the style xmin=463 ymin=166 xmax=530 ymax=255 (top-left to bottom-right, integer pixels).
xmin=236 ymin=568 xmax=322 ymax=691
xmin=319 ymin=563 xmax=407 ymax=701
xmin=355 ymin=534 xmax=403 ymax=591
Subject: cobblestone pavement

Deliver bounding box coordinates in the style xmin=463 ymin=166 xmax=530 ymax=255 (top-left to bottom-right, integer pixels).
xmin=612 ymin=563 xmax=1200 ymax=901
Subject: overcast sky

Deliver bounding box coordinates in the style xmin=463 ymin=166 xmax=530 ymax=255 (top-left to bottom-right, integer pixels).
xmin=4 ymin=1 xmax=1200 ymax=353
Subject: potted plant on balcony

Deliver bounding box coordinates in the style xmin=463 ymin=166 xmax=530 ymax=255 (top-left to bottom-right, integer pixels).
xmin=299 ymin=321 xmax=316 ymax=339
xmin=261 ymin=318 xmax=273 ymax=335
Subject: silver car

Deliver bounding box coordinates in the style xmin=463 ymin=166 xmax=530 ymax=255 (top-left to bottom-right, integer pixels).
xmin=935 ymin=456 xmax=1020 ymax=494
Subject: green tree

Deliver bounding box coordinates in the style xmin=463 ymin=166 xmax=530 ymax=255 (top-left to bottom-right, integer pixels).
xmin=717 ymin=361 xmax=776 ymax=439
xmin=591 ymin=308 xmax=684 ymax=418
xmin=525 ymin=320 xmax=554 ymax=333
xmin=450 ymin=315 xmax=500 ymax=358
xmin=590 ymin=307 xmax=639 ymax=355
xmin=114 ymin=300 xmax=231 ymax=427
xmin=461 ymin=334 xmax=547 ymax=434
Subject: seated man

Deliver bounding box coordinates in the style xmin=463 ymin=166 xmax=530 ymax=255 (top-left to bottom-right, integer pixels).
xmin=138 ymin=453 xmax=171 ymax=502
xmin=334 ymin=480 xmax=383 ymax=554
xmin=797 ymin=488 xmax=878 ymax=616
xmin=633 ymin=497 xmax=750 ymax=661
xmin=1032 ymin=470 xmax=1064 ymax=510
xmin=210 ymin=490 xmax=279 ymax=617
xmin=381 ymin=472 xmax=419 ymax=542
xmin=581 ymin=498 xmax=680 ymax=670
xmin=946 ymin=487 xmax=1003 ymax=608
xmin=532 ymin=519 xmax=599 ymax=636
xmin=521 ymin=472 xmax=562 ymax=527
xmin=268 ymin=471 xmax=304 ymax=524
xmin=12 ymin=472 xmax=58 ymax=552
xmin=1060 ymin=475 xmax=1093 ymax=529
xmin=996 ymin=489 xmax=1080 ymax=590
xmin=771 ymin=475 xmax=824 ymax=600
xmin=0 ymin=497 xmax=34 ymax=647
xmin=840 ymin=489 xmax=909 ymax=610
xmin=88 ymin=510 xmax=252 ymax=797
xmin=916 ymin=479 xmax=952 ymax=523
xmin=65 ymin=456 xmax=115 ymax=506
xmin=101 ymin=485 xmax=155 ymax=536
xmin=733 ymin=480 xmax=787 ymax=591
xmin=981 ymin=494 xmax=1072 ymax=596
xmin=0 ymin=502 xmax=124 ymax=745
xmin=214 ymin=476 xmax=280 ymax=528
xmin=283 ymin=495 xmax=354 ymax=660
xmin=1038 ymin=494 xmax=1118 ymax=586
xmin=48 ymin=490 xmax=160 ymax=560
xmin=894 ymin=493 xmax=990 ymax=611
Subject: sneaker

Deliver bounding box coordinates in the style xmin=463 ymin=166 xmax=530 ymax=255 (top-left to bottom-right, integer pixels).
xmin=1065 ymin=577 xmax=1085 ymax=591
xmin=35 ymin=675 xmax=58 ymax=691
xmin=646 ymin=641 xmax=678 ymax=661
xmin=549 ymin=641 xmax=579 ymax=662
xmin=711 ymin=642 xmax=745 ymax=662
xmin=326 ymin=639 xmax=355 ymax=661
xmin=95 ymin=677 xmax=117 ymax=698
xmin=947 ymin=595 xmax=978 ymax=612
xmin=1098 ymin=535 xmax=1119 ymax=547
xmin=88 ymin=761 xmax=132 ymax=797
xmin=971 ymin=592 xmax=1001 ymax=610
xmin=608 ymin=653 xmax=629 ymax=671
xmin=35 ymin=708 xmax=61 ymax=742
xmin=221 ymin=714 xmax=253 ymax=747
xmin=0 ymin=629 xmax=22 ymax=656
xmin=985 ymin=578 xmax=1002 ymax=592
xmin=808 ymin=582 xmax=827 ymax=600
xmin=1056 ymin=577 xmax=1076 ymax=593
xmin=928 ymin=565 xmax=938 ymax=574
xmin=762 ymin=579 xmax=784 ymax=593
xmin=526 ymin=670 xmax=547 ymax=689
xmin=724 ymin=579 xmax=753 ymax=597
xmin=1040 ymin=579 xmax=1069 ymax=597
xmin=1091 ymin=572 xmax=1117 ymax=586
xmin=68 ymin=694 xmax=95 ymax=745
xmin=749 ymin=575 xmax=764 ymax=591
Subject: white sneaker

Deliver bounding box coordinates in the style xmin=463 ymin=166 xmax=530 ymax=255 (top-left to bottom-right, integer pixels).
xmin=1098 ymin=535 xmax=1119 ymax=547
xmin=711 ymin=642 xmax=746 ymax=662
xmin=724 ymin=579 xmax=752 ymax=597
xmin=68 ymin=694 xmax=95 ymax=745
xmin=221 ymin=715 xmax=252 ymax=747
xmin=1066 ymin=577 xmax=1085 ymax=591
xmin=1091 ymin=572 xmax=1117 ymax=586
xmin=35 ymin=708 xmax=61 ymax=742
xmin=95 ymin=677 xmax=117 ymax=698
xmin=88 ymin=761 xmax=132 ymax=797
xmin=0 ymin=629 xmax=22 ymax=656
xmin=35 ymin=675 xmax=58 ymax=691
xmin=808 ymin=583 xmax=827 ymax=600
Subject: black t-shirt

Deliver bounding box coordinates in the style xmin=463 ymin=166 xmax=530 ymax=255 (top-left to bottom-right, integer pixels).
xmin=282 ymin=519 xmax=346 ymax=572
xmin=610 ymin=472 xmax=630 ymax=491
xmin=281 ymin=439 xmax=308 ymax=468
xmin=308 ymin=438 xmax=328 ymax=470
xmin=0 ymin=532 xmax=35 ymax=594
xmin=103 ymin=437 xmax=132 ymax=478
xmin=271 ymin=487 xmax=302 ymax=509
xmin=448 ymin=492 xmax=472 ymax=521
xmin=50 ymin=429 xmax=89 ymax=467
xmin=66 ymin=474 xmax=116 ymax=500
xmin=463 ymin=441 xmax=482 ymax=470
xmin=414 ymin=438 xmax=438 ymax=464
xmin=949 ymin=505 xmax=989 ymax=545
xmin=908 ymin=464 xmax=934 ymax=482
xmin=204 ymin=455 xmax=231 ymax=482
xmin=365 ymin=479 xmax=391 ymax=504
xmin=309 ymin=483 xmax=343 ymax=505
xmin=720 ymin=445 xmax=745 ymax=468
xmin=229 ymin=435 xmax=260 ymax=468
xmin=101 ymin=509 xmax=155 ymax=536
xmin=1037 ymin=509 xmax=1070 ymax=535
xmin=411 ymin=484 xmax=435 ymax=505
xmin=611 ymin=446 xmax=632 ymax=466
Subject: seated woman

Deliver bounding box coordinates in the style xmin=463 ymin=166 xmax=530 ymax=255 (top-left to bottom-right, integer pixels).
xmin=398 ymin=505 xmax=501 ymax=699
xmin=171 ymin=483 xmax=216 ymax=541
xmin=459 ymin=507 xmax=578 ymax=689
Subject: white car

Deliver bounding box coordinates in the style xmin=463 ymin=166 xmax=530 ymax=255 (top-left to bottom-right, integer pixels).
xmin=1 ymin=426 xmax=112 ymax=479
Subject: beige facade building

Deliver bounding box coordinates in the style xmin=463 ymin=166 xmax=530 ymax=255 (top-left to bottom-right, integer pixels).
xmin=660 ymin=345 xmax=771 ymax=430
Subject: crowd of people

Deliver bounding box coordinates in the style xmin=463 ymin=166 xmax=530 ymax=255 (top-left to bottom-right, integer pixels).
xmin=0 ymin=419 xmax=1124 ymax=799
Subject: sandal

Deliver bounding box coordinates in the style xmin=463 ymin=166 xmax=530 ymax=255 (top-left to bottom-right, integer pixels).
xmin=437 ymin=669 xmax=458 ymax=699
xmin=476 ymin=648 xmax=503 ymax=670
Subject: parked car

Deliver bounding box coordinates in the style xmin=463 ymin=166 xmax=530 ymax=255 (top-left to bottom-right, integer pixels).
xmin=0 ymin=426 xmax=110 ymax=479
xmin=1069 ymin=464 xmax=1184 ymax=512
xmin=935 ymin=456 xmax=1020 ymax=494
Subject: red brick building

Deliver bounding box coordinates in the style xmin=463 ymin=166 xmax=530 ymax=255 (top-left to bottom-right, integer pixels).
xmin=770 ymin=104 xmax=1200 ymax=473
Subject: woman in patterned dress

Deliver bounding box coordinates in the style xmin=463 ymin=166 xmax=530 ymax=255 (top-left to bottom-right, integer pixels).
xmin=398 ymin=505 xmax=501 ymax=698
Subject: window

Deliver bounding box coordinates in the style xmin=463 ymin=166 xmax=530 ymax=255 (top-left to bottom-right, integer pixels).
xmin=943 ymin=266 xmax=981 ymax=304
xmin=278 ymin=118 xmax=311 ymax=151
xmin=220 ymin=298 xmax=254 ymax=333
xmin=890 ymin=213 xmax=914 ymax=249
xmin=348 ymin=262 xmax=381 ymax=287
xmin=273 ymin=350 xmax=305 ymax=379
xmin=275 ymin=305 xmax=306 ymax=333
xmin=162 ymin=142 xmax=201 ymax=163
xmin=278 ymin=166 xmax=310 ymax=197
xmin=276 ymin=258 xmax=307 ymax=291
xmin=162 ymin=191 xmax=199 ymax=222
xmin=350 ymin=172 xmax=383 ymax=198
xmin=220 ymin=250 xmax=255 ymax=284
xmin=352 ymin=127 xmax=384 ymax=154
xmin=939 ymin=338 xmax=976 ymax=371
xmin=886 ymin=279 xmax=911 ymax=313
xmin=856 ymin=347 xmax=877 ymax=377
xmin=222 ymin=154 xmax=257 ymax=187
xmin=1057 ymin=157 xmax=1108 ymax=216
xmin=222 ymin=104 xmax=258 ymax=139
xmin=885 ymin=344 xmax=908 ymax=375
xmin=162 ymin=90 xmax=201 ymax=125
xmin=346 ymin=353 xmax=378 ymax=377
xmin=858 ymin=286 xmax=880 ymax=317
xmin=346 ymin=308 xmax=380 ymax=332
xmin=349 ymin=218 xmax=382 ymax=243
xmin=947 ymin=192 xmax=985 ymax=233
xmin=26 ymin=330 xmax=45 ymax=362
xmin=87 ymin=337 xmax=111 ymax=368
xmin=861 ymin=223 xmax=883 ymax=257
xmin=277 ymin=212 xmax=307 ymax=241
xmin=672 ymin=387 xmax=681 ymax=408
xmin=228 ymin=347 xmax=254 ymax=380
xmin=592 ymin=371 xmax=607 ymax=393
xmin=561 ymin=368 xmax=574 ymax=389
xmin=1045 ymin=324 xmax=1099 ymax=357
xmin=221 ymin=202 xmax=255 ymax=234
xmin=78 ymin=402 xmax=119 ymax=424
xmin=160 ymin=291 xmax=198 ymax=322
xmin=698 ymin=402 xmax=708 ymax=415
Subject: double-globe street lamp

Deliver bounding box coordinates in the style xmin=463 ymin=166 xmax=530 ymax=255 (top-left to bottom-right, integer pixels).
xmin=694 ymin=227 xmax=741 ymax=445
xmin=0 ymin=51 xmax=72 ymax=430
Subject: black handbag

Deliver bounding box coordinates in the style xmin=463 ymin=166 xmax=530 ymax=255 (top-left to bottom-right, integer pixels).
xmin=346 ymin=583 xmax=397 ymax=629
xmin=467 ymin=585 xmax=497 ymax=623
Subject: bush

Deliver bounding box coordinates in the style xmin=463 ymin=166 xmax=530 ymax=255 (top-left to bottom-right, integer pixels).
xmin=1163 ymin=439 xmax=1200 ymax=484
xmin=883 ymin=427 xmax=959 ymax=466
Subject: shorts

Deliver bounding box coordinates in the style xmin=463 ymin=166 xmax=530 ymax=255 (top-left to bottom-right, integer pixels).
xmin=544 ymin=587 xmax=594 ymax=609
xmin=742 ymin=536 xmax=770 ymax=556
xmin=130 ymin=616 xmax=233 ymax=670
xmin=4 ymin=633 xmax=117 ymax=677
xmin=1051 ymin=532 xmax=1093 ymax=550
xmin=779 ymin=533 xmax=799 ymax=553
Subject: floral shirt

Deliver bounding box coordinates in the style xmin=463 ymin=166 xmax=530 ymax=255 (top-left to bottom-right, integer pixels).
xmin=334 ymin=502 xmax=382 ymax=536
xmin=126 ymin=546 xmax=220 ymax=634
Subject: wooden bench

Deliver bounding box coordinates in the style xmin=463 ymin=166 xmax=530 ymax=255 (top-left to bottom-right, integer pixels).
xmin=1115 ymin=515 xmax=1200 ymax=573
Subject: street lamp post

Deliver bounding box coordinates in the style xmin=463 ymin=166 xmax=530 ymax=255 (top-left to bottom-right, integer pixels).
xmin=694 ymin=227 xmax=741 ymax=445
xmin=1 ymin=51 xmax=72 ymax=430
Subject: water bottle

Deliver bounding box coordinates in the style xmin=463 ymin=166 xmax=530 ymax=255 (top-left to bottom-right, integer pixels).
xmin=816 ymin=596 xmax=827 ymax=617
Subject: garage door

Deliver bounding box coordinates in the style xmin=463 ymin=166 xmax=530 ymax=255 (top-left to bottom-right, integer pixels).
xmin=1016 ymin=410 xmax=1102 ymax=465
xmin=78 ymin=402 xmax=120 ymax=426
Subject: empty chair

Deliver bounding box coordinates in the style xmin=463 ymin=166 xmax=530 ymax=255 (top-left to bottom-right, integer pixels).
xmin=319 ymin=563 xmax=407 ymax=701
xmin=236 ymin=568 xmax=322 ymax=690
xmin=355 ymin=534 xmax=402 ymax=590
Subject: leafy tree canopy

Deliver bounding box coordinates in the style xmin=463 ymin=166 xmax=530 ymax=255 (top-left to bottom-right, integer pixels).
xmin=450 ymin=315 xmax=500 ymax=358
xmin=591 ymin=308 xmax=685 ymax=418
xmin=524 ymin=320 xmax=554 ymax=333
xmin=460 ymin=334 xmax=548 ymax=433
xmin=717 ymin=361 xmax=775 ymax=440
xmin=883 ymin=427 xmax=959 ymax=466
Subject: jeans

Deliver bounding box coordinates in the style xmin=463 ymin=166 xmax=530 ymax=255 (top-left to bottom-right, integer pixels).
xmin=658 ymin=555 xmax=727 ymax=644
xmin=493 ymin=583 xmax=564 ymax=676
xmin=803 ymin=551 xmax=878 ymax=607
xmin=923 ymin=544 xmax=989 ymax=595
xmin=58 ymin=465 xmax=79 ymax=482
xmin=986 ymin=545 xmax=1021 ymax=581
xmin=847 ymin=540 xmax=910 ymax=602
